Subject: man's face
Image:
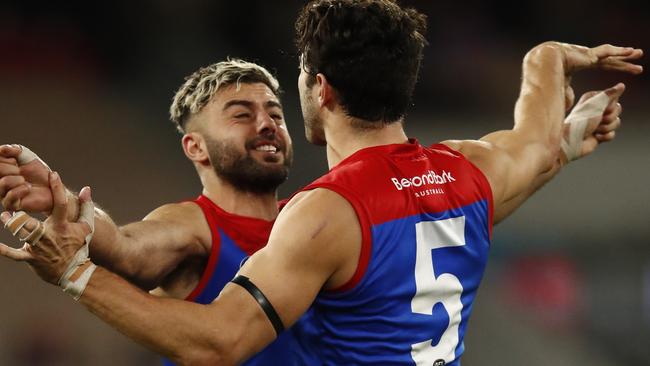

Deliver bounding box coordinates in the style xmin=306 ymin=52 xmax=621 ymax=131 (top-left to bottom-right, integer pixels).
xmin=198 ymin=82 xmax=293 ymax=194
xmin=298 ymin=64 xmax=326 ymax=146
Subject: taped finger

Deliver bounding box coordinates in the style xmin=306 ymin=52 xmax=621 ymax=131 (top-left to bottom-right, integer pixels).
xmin=6 ymin=211 xmax=38 ymax=239
xmin=4 ymin=211 xmax=30 ymax=235
xmin=16 ymin=145 xmax=51 ymax=170
xmin=21 ymin=221 xmax=45 ymax=247
xmin=0 ymin=242 xmax=33 ymax=262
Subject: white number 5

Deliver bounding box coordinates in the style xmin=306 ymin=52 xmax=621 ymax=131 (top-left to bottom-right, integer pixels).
xmin=411 ymin=216 xmax=466 ymax=365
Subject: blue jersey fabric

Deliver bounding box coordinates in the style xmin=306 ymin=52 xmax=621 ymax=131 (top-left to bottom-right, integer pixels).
xmin=291 ymin=140 xmax=493 ymax=365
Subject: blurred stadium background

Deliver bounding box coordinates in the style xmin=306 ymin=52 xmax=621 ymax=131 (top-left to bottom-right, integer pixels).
xmin=1 ymin=1 xmax=648 ymax=365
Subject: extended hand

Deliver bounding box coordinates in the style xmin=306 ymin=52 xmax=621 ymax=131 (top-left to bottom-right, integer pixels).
xmin=0 ymin=171 xmax=93 ymax=287
xmin=0 ymin=145 xmax=53 ymax=212
xmin=558 ymin=42 xmax=643 ymax=75
xmin=561 ymin=83 xmax=625 ymax=162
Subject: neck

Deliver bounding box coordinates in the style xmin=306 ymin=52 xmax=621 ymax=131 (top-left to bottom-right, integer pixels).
xmin=197 ymin=169 xmax=279 ymax=221
xmin=323 ymin=112 xmax=409 ymax=168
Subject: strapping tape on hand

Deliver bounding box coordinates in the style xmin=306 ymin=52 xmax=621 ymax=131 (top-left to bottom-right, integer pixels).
xmin=561 ymin=92 xmax=610 ymax=161
xmin=58 ymin=196 xmax=96 ymax=301
xmin=16 ymin=145 xmax=51 ymax=170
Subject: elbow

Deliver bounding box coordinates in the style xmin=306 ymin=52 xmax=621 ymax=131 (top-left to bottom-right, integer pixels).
xmin=522 ymin=42 xmax=564 ymax=76
xmin=524 ymin=42 xmax=563 ymax=64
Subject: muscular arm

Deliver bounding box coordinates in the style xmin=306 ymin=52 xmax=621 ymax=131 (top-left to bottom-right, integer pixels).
xmin=75 ymin=188 xmax=357 ymax=365
xmin=0 ymin=145 xmax=210 ymax=290
xmin=458 ymin=44 xmax=566 ymax=213
xmin=89 ymin=202 xmax=210 ymax=290
xmin=442 ymin=43 xmax=639 ymax=224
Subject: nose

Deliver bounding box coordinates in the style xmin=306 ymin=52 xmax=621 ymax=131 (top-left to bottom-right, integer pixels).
xmin=257 ymin=112 xmax=277 ymax=135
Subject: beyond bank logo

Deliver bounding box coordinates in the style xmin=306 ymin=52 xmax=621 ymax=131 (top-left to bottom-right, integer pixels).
xmin=390 ymin=170 xmax=456 ymax=191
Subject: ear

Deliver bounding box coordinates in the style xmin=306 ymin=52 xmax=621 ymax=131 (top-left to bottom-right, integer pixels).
xmin=316 ymin=73 xmax=335 ymax=108
xmin=181 ymin=133 xmax=209 ymax=164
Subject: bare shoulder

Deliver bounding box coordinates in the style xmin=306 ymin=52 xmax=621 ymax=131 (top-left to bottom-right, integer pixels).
xmin=281 ymin=188 xmax=358 ymax=225
xmin=272 ymin=188 xmax=361 ymax=289
xmin=144 ymin=201 xmax=204 ymax=223
xmin=441 ymin=138 xmax=510 ymax=202
xmin=441 ymin=139 xmax=496 ymax=158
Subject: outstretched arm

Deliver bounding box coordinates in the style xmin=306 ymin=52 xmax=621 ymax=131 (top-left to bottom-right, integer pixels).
xmin=490 ymin=86 xmax=624 ymax=221
xmin=1 ymin=177 xmax=356 ymax=365
xmin=442 ymin=43 xmax=642 ymax=224
xmin=90 ymin=202 xmax=209 ymax=290
xmin=0 ymin=145 xmax=209 ymax=289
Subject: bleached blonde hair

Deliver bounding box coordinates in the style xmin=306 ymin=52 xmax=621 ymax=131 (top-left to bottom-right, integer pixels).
xmin=170 ymin=59 xmax=281 ymax=133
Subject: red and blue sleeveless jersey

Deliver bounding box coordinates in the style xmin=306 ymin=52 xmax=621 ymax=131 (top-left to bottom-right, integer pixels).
xmin=292 ymin=139 xmax=493 ymax=366
xmin=163 ymin=195 xmax=297 ymax=366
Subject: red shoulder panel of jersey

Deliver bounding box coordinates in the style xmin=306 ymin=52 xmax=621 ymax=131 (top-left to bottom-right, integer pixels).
xmin=186 ymin=196 xmax=222 ymax=301
xmin=184 ymin=195 xmax=276 ymax=301
xmin=430 ymin=142 xmax=494 ymax=237
xmin=196 ymin=195 xmax=274 ymax=256
xmin=293 ymin=139 xmax=494 ymax=292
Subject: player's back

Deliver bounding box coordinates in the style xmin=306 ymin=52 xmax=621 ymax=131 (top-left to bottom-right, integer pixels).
xmin=292 ymin=139 xmax=493 ymax=366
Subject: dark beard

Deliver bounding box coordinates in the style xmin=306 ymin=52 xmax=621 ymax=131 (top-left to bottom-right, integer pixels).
xmin=205 ymin=137 xmax=290 ymax=194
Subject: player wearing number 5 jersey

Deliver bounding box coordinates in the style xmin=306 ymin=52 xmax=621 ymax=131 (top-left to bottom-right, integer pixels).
xmin=292 ymin=142 xmax=492 ymax=365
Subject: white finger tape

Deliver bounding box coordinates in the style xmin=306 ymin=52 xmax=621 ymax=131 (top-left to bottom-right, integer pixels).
xmin=16 ymin=145 xmax=51 ymax=170
xmin=561 ymin=92 xmax=610 ymax=161
xmin=61 ymin=262 xmax=97 ymax=301
xmin=58 ymin=198 xmax=96 ymax=301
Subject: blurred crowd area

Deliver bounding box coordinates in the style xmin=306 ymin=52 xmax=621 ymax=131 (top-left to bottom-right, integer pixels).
xmin=1 ymin=1 xmax=649 ymax=365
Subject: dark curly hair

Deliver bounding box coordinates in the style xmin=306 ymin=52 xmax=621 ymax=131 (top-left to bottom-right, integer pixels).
xmin=295 ymin=0 xmax=427 ymax=125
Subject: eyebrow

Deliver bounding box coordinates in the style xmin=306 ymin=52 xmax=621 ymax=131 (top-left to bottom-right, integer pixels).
xmin=222 ymin=99 xmax=283 ymax=112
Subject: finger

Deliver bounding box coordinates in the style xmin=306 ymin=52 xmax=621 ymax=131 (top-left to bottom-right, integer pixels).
xmin=601 ymin=58 xmax=643 ymax=74
xmin=0 ymin=242 xmax=33 ymax=261
xmin=4 ymin=211 xmax=40 ymax=241
xmin=603 ymin=102 xmax=622 ymax=118
xmin=0 ymin=145 xmax=23 ymax=159
xmin=597 ymin=117 xmax=621 ymax=134
xmin=0 ymin=162 xmax=21 ymax=178
xmin=601 ymin=103 xmax=622 ymax=124
xmin=592 ymin=45 xmax=637 ymax=59
xmin=613 ymin=48 xmax=644 ymax=61
xmin=595 ymin=131 xmax=616 ymax=142
xmin=0 ymin=175 xmax=27 ymax=197
xmin=49 ymin=172 xmax=68 ymax=223
xmin=1 ymin=211 xmax=12 ymax=224
xmin=79 ymin=186 xmax=91 ymax=202
xmin=0 ymin=157 xmax=18 ymax=165
xmin=3 ymin=211 xmax=29 ymax=234
xmin=78 ymin=186 xmax=94 ymax=236
xmin=603 ymin=83 xmax=625 ymax=99
xmin=2 ymin=185 xmax=30 ymax=211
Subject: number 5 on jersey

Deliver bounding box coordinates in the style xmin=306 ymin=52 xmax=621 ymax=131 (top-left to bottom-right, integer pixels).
xmin=411 ymin=216 xmax=466 ymax=365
